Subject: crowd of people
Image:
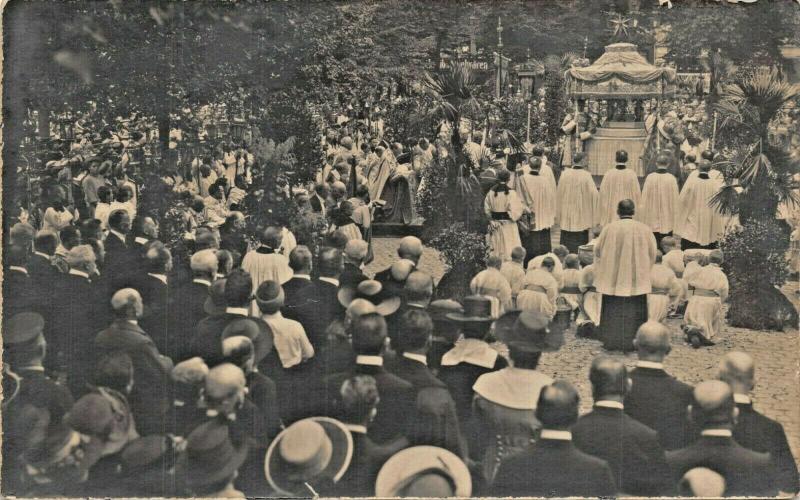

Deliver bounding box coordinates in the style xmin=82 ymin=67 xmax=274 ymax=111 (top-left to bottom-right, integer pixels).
xmin=2 ymin=86 xmax=799 ymax=497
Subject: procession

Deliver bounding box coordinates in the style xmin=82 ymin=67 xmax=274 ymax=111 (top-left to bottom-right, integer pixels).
xmin=3 ymin=0 xmax=800 ymax=498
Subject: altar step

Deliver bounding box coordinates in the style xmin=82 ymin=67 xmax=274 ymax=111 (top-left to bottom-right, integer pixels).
xmin=594 ymin=127 xmax=648 ymax=139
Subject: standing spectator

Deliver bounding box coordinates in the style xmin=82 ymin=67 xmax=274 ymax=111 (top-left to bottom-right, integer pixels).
xmin=241 ymin=226 xmax=293 ymax=291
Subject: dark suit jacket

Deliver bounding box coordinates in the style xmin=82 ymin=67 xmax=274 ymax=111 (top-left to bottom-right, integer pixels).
xmin=281 ymin=276 xmax=315 ymax=323
xmin=667 ymin=435 xmax=778 ymax=497
xmin=625 ymin=366 xmax=694 ymax=450
xmin=335 ymin=430 xmax=406 ymax=496
xmin=48 ymin=271 xmax=102 ymax=393
xmin=132 ymin=274 xmax=170 ymax=354
xmin=386 ymin=303 xmax=427 ymax=352
xmin=324 ymin=362 xmax=414 ymax=444
xmin=339 ymin=263 xmax=367 ymax=290
xmin=733 ymin=401 xmax=799 ymax=494
xmin=192 ymin=312 xmax=272 ymax=368
xmin=305 ymin=279 xmax=344 ymax=349
xmin=168 ymin=280 xmax=212 ymax=361
xmin=28 ymin=253 xmax=59 ymax=288
xmin=104 ymin=232 xmax=137 ymax=288
xmin=246 ymin=371 xmax=282 ymax=440
xmin=493 ymin=438 xmax=617 ymax=497
xmin=94 ymin=320 xmax=173 ymax=435
xmin=388 ymin=355 xmax=464 ymax=456
xmin=572 ymin=405 xmax=672 ymax=495
xmin=2 ymin=268 xmax=36 ymax=319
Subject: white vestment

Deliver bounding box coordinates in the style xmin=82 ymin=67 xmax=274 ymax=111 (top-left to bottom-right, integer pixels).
xmin=526 ymin=253 xmax=564 ymax=289
xmin=517 ymin=268 xmax=559 ymax=320
xmin=241 ymin=250 xmax=293 ymax=291
xmin=578 ymin=264 xmax=602 ymax=325
xmin=639 ymin=170 xmax=679 ymax=234
xmin=484 ymin=188 xmax=524 ymax=260
xmin=515 ymin=172 xmax=556 ymax=230
xmin=675 ymin=174 xmax=726 ymax=246
xmin=684 ymin=263 xmax=728 ymax=339
xmin=557 ymin=167 xmax=598 ymax=231
xmin=663 ymin=249 xmax=687 ymax=306
xmin=598 ymin=165 xmax=641 ymax=226
xmin=560 ymin=268 xmax=583 ymax=311
xmin=470 ymin=268 xmax=513 ymax=316
xmin=648 ymin=264 xmax=677 ymax=322
xmin=594 ymin=217 xmax=657 ymax=297
xmin=500 ymin=261 xmax=526 ymax=306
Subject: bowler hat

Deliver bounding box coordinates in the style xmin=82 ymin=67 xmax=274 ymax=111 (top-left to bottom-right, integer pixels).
xmin=4 ymin=312 xmax=45 ymax=347
xmin=446 ymin=295 xmax=494 ymax=323
xmin=265 ymin=417 xmax=353 ymax=496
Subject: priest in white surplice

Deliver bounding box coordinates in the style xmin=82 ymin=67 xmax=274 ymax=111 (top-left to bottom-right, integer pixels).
xmin=528 ymin=146 xmax=558 ymax=195
xmin=598 ymin=150 xmax=641 ymax=226
xmin=515 ymin=157 xmax=556 ymax=261
xmin=556 ymin=152 xmax=598 ymax=252
xmin=594 ymin=199 xmax=657 ymax=351
xmin=639 ymin=154 xmax=680 ymax=249
xmin=484 ymin=169 xmax=524 ymax=260
xmin=683 ymin=249 xmax=729 ymax=347
xmin=675 ymin=159 xmax=726 ymax=250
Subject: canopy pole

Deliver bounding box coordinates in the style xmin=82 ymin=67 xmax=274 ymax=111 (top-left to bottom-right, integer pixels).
xmin=574 ymin=98 xmax=580 ymax=151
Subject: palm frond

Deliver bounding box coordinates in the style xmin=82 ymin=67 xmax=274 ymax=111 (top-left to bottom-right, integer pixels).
xmin=709 ymin=183 xmax=741 ymax=216
xmin=737 ymin=153 xmax=771 ymax=187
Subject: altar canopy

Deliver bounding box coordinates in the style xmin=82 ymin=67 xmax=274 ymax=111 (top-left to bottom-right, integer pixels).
xmin=565 ymin=43 xmax=676 ymax=98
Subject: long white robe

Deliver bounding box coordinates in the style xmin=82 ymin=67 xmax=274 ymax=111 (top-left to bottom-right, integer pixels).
xmin=594 ymin=218 xmax=657 ymax=297
xmin=518 ymin=159 xmax=557 ymax=195
xmin=578 ymin=264 xmax=602 ymax=325
xmin=663 ymin=249 xmax=687 ymax=306
xmin=241 ymin=250 xmax=294 ymax=291
xmin=365 ymin=154 xmax=394 ymax=201
xmin=639 ymin=170 xmax=679 ymax=234
xmin=557 ymin=167 xmax=598 ymax=231
xmin=517 ymin=268 xmax=559 ymax=320
xmin=484 ymin=189 xmax=524 ymax=260
xmin=675 ymin=174 xmax=726 ymax=246
xmin=515 ymin=172 xmax=556 ymax=230
xmin=500 ymin=261 xmax=526 ymax=305
xmin=684 ymin=263 xmax=728 ymax=339
xmin=471 ymin=268 xmax=513 ymax=317
xmin=598 ymin=165 xmax=641 ymax=226
xmin=648 ymin=264 xmax=677 ymax=322
xmin=683 ymin=168 xmax=723 ymax=190
xmin=526 ymin=252 xmax=564 ymax=289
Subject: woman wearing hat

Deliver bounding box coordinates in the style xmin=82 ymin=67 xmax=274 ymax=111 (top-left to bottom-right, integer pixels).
xmin=472 ymin=311 xmax=554 ymax=483
xmin=484 ymin=169 xmax=525 ymax=261
xmin=438 ymin=296 xmax=507 ymax=437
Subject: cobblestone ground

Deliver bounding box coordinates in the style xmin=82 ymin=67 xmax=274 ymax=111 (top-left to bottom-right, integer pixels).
xmin=366 ymin=237 xmax=800 ymax=467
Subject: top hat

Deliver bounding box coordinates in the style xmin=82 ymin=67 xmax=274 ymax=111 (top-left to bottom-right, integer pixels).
xmin=446 ymin=295 xmax=494 ymax=323
xmin=338 ymin=280 xmax=401 ymax=316
xmin=265 ymin=417 xmax=353 ymax=496
xmin=177 ymin=420 xmax=249 ymax=490
xmin=375 ymin=446 xmax=471 ymax=497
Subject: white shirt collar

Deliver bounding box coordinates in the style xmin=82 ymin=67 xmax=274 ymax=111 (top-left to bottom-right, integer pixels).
xmin=319 ymin=276 xmax=340 ymax=287
xmin=293 ymin=274 xmax=311 ymax=281
xmin=34 ymin=251 xmax=51 ymax=259
xmin=148 ymin=273 xmax=167 ymax=284
xmin=134 ymin=236 xmax=148 ymax=245
xmin=636 ymin=361 xmax=664 ymax=370
xmin=701 ymin=429 xmax=732 ymax=437
xmin=226 ymin=307 xmax=249 ymax=316
xmin=540 ymin=430 xmax=572 ymax=441
xmin=262 ymin=311 xmax=283 ymax=320
xmin=193 ymin=278 xmax=212 ymax=287
xmin=595 ymin=400 xmax=624 ymax=410
xmin=733 ymin=394 xmax=752 ymax=404
xmin=109 ymin=229 xmax=127 ymax=244
xmin=127 ymin=320 xmax=139 ymax=325
xmin=10 ymin=266 xmax=28 ymax=275
xmin=403 ymin=352 xmax=428 ymax=365
xmin=355 ymin=355 xmax=383 ymax=366
xmin=68 ymin=268 xmax=90 ymax=279
xmin=345 ymin=424 xmax=368 ymax=434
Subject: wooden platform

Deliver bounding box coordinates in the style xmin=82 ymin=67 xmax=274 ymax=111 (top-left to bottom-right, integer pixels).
xmin=585 ymin=122 xmax=648 ymax=177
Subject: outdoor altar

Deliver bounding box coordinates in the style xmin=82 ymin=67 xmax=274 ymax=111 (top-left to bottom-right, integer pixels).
xmin=565 ymin=43 xmax=676 ymax=176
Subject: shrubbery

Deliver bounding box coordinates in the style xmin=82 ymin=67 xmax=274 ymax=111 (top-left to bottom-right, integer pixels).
xmin=429 ymin=222 xmax=488 ymax=302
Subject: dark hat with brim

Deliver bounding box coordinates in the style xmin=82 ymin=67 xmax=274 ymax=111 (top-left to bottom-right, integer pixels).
xmin=265 ymin=417 xmax=353 ymax=497
xmin=221 ymin=318 xmax=273 ymax=365
xmin=446 ymin=295 xmax=494 ymax=323
xmin=495 ymin=310 xmax=557 ymax=352
xmin=177 ymin=420 xmax=249 ymax=489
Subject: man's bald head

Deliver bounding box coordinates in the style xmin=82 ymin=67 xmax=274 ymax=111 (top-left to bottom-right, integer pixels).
xmin=718 ymin=352 xmax=755 ymax=394
xmin=404 ymin=271 xmax=434 ymax=305
xmin=691 ymin=380 xmax=736 ymax=428
xmin=634 ymin=321 xmax=671 ymax=360
xmin=397 ymin=236 xmax=423 ymax=264
xmin=511 ymin=246 xmax=526 ymax=263
xmin=331 ymin=181 xmax=347 ymax=200
xmin=536 ymin=380 xmax=580 ymax=429
xmin=589 ymin=356 xmax=629 ymax=400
